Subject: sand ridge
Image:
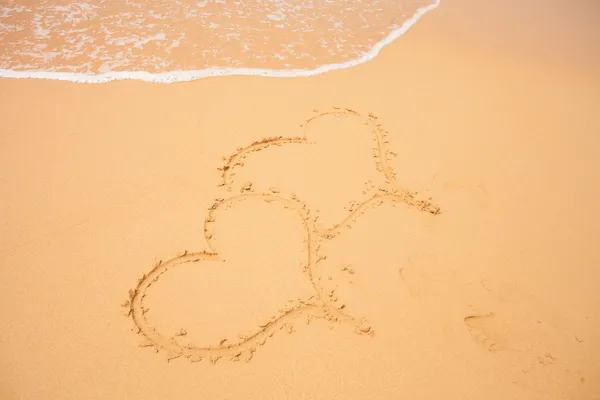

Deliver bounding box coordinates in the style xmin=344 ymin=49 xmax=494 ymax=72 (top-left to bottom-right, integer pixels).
xmin=122 ymin=107 xmax=441 ymax=364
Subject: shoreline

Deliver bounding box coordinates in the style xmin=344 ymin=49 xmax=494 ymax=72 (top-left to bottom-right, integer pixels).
xmin=0 ymin=0 xmax=440 ymax=84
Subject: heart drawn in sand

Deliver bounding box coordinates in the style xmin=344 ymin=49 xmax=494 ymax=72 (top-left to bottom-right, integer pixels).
xmin=122 ymin=107 xmax=441 ymax=364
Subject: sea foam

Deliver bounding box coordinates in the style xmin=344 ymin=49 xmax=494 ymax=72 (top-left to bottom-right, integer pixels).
xmin=0 ymin=0 xmax=440 ymax=83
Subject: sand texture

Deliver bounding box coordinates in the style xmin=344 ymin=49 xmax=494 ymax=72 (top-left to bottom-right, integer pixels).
xmin=1 ymin=0 xmax=600 ymax=399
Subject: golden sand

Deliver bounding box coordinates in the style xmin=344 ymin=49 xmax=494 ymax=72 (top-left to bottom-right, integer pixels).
xmin=1 ymin=1 xmax=599 ymax=399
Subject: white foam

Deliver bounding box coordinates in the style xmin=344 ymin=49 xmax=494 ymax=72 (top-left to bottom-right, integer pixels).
xmin=0 ymin=0 xmax=440 ymax=83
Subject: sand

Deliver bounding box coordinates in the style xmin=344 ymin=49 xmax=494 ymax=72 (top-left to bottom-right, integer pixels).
xmin=1 ymin=1 xmax=600 ymax=399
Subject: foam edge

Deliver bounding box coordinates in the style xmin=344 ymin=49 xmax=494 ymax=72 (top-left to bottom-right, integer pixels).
xmin=0 ymin=0 xmax=440 ymax=84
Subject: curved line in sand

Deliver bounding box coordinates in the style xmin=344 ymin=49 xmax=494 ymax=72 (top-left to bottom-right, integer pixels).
xmin=124 ymin=107 xmax=440 ymax=363
xmin=127 ymin=192 xmax=368 ymax=363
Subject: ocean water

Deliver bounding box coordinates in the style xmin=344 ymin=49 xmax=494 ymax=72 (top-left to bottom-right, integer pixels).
xmin=0 ymin=0 xmax=439 ymax=82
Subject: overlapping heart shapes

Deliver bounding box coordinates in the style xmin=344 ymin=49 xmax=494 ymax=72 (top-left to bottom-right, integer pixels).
xmin=123 ymin=108 xmax=441 ymax=363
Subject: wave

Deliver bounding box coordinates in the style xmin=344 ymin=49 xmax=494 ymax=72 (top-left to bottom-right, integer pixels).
xmin=0 ymin=0 xmax=440 ymax=83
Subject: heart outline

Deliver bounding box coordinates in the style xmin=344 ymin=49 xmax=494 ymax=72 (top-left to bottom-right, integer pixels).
xmin=123 ymin=107 xmax=441 ymax=363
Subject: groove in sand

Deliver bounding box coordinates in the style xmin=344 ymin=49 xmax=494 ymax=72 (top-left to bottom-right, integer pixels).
xmin=123 ymin=107 xmax=441 ymax=363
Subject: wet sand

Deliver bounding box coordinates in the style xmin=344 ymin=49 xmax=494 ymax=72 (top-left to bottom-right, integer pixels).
xmin=1 ymin=1 xmax=599 ymax=399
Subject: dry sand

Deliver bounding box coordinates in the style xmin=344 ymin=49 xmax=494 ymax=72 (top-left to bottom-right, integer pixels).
xmin=1 ymin=1 xmax=600 ymax=399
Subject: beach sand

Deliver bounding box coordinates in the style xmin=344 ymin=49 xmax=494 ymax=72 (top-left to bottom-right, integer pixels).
xmin=1 ymin=1 xmax=599 ymax=399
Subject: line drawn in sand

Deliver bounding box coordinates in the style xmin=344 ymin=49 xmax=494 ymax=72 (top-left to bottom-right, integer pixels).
xmin=122 ymin=107 xmax=441 ymax=363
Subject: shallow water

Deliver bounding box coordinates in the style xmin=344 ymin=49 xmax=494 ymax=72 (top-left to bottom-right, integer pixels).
xmin=0 ymin=0 xmax=439 ymax=82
